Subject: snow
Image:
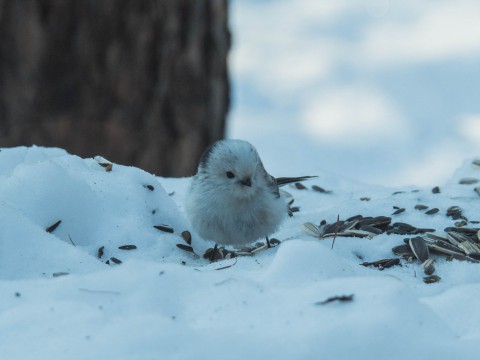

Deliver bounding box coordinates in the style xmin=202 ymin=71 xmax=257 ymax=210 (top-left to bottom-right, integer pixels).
xmin=2 ymin=146 xmax=480 ymax=359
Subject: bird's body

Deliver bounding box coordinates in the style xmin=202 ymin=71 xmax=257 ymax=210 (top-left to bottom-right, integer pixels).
xmin=185 ymin=139 xmax=313 ymax=246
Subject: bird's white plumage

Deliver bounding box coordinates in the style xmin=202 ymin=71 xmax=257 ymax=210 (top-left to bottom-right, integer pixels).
xmin=185 ymin=139 xmax=288 ymax=246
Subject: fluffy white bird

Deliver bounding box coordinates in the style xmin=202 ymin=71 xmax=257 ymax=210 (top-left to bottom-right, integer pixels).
xmin=185 ymin=139 xmax=314 ymax=249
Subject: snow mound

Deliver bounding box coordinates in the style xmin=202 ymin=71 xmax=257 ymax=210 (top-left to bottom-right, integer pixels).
xmin=0 ymin=147 xmax=188 ymax=280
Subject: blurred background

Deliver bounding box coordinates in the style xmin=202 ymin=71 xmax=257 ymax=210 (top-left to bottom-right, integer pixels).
xmin=228 ymin=0 xmax=480 ymax=186
xmin=1 ymin=0 xmax=479 ymax=186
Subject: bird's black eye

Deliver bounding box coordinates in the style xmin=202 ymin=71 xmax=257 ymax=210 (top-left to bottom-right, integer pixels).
xmin=226 ymin=171 xmax=235 ymax=179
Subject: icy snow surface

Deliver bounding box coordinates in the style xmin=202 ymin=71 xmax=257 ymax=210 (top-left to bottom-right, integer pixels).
xmin=2 ymin=146 xmax=480 ymax=359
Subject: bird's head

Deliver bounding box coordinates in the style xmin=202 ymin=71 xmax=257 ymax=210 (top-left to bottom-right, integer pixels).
xmin=197 ymin=139 xmax=265 ymax=200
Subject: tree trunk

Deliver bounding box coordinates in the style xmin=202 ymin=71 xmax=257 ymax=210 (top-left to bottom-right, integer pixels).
xmin=0 ymin=0 xmax=230 ymax=176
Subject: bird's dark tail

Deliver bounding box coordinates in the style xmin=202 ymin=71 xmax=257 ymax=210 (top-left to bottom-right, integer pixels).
xmin=275 ymin=175 xmax=317 ymax=187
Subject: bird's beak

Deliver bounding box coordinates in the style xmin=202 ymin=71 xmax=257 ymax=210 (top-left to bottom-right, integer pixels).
xmin=240 ymin=177 xmax=252 ymax=187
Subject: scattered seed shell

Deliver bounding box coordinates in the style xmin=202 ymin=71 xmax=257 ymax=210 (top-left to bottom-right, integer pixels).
xmin=118 ymin=245 xmax=137 ymax=250
xmin=52 ymin=272 xmax=69 ymax=277
xmin=46 ymin=220 xmax=62 ymax=233
xmin=459 ymin=178 xmax=479 ymax=185
xmin=361 ymin=258 xmax=400 ymax=269
xmin=392 ymin=244 xmax=414 ymax=257
xmin=181 ymin=230 xmax=192 ymax=245
xmin=457 ymin=241 xmax=480 ymax=256
xmin=316 ymin=294 xmax=354 ymax=305
xmin=423 ymin=275 xmax=441 ymax=284
xmin=99 ymin=163 xmax=113 ymax=172
xmin=98 ymin=246 xmax=104 ymax=259
xmin=425 ymin=208 xmax=439 ymax=215
xmin=294 ymin=182 xmax=307 ymax=190
xmin=392 ymin=208 xmax=406 ymax=215
xmin=110 ymin=257 xmax=122 ymax=264
xmin=144 ymin=184 xmax=155 ymax=191
xmin=269 ymin=238 xmax=281 ymax=246
xmin=422 ymin=236 xmax=464 ymax=257
xmin=408 ymin=237 xmax=430 ymax=262
xmin=414 ymin=204 xmax=429 ymax=211
xmin=302 ymin=222 xmax=322 ymax=237
xmin=312 ymin=185 xmax=330 ymax=193
xmin=154 ymin=225 xmax=174 ymax=233
xmin=422 ymin=259 xmax=436 ymax=275
xmin=176 ymin=244 xmax=194 ymax=253
xmin=471 ymin=159 xmax=480 ymax=168
xmin=432 ymin=186 xmax=441 ymax=194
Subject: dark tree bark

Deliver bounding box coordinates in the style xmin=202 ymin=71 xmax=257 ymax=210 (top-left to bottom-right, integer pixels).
xmin=0 ymin=0 xmax=230 ymax=176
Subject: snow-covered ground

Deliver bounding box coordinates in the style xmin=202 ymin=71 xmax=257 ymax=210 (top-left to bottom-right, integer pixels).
xmin=2 ymin=146 xmax=480 ymax=359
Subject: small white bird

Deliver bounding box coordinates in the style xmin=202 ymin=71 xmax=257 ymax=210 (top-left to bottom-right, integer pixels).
xmin=185 ymin=139 xmax=314 ymax=250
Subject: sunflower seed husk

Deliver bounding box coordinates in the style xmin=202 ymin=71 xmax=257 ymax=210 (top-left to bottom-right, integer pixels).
xmin=446 ymin=231 xmax=471 ymax=246
xmin=361 ymin=258 xmax=400 ymax=270
xmin=414 ymin=204 xmax=429 ymax=211
xmin=422 ymin=237 xmax=464 ymax=256
xmin=322 ymin=231 xmax=361 ymax=238
xmin=176 ymin=244 xmax=194 ymax=253
xmin=110 ymin=257 xmax=122 ymax=264
xmin=98 ymin=162 xmax=113 ymax=172
xmin=392 ymin=208 xmax=406 ymax=215
xmin=46 ymin=220 xmax=62 ymax=233
xmin=358 ymin=216 xmax=392 ymax=228
xmin=425 ymin=208 xmax=439 ymax=215
xmin=343 ymin=229 xmax=373 ymax=238
xmin=118 ymin=245 xmax=137 ymax=250
xmin=154 ymin=224 xmax=174 ymax=233
xmin=423 ymin=275 xmax=441 ymax=284
xmin=181 ymin=230 xmax=192 ymax=245
xmin=52 ymin=272 xmax=69 ymax=277
xmin=250 ymin=243 xmax=269 ymax=254
xmin=457 ymin=241 xmax=480 ymax=256
xmin=342 ymin=220 xmax=359 ymax=231
xmin=269 ymin=238 xmax=281 ymax=246
xmin=390 ymin=222 xmax=417 ymax=235
xmin=455 ymin=220 xmax=468 ymax=227
xmin=312 ymin=185 xmax=330 ymax=193
xmin=359 ymin=225 xmax=384 ymax=235
xmin=346 ymin=214 xmax=363 ymax=222
xmin=432 ymin=186 xmax=441 ymax=194
xmin=445 ymin=226 xmax=479 ymax=235
xmin=203 ymin=247 xmax=225 ymax=261
xmin=316 ymin=294 xmax=354 ymax=305
xmin=459 ymin=178 xmax=479 ymax=185
xmin=423 ymin=232 xmax=449 ymax=241
xmin=302 ymin=222 xmax=322 ymax=237
xmin=98 ymin=246 xmax=104 ymax=259
xmin=422 ymin=259 xmax=436 ymax=275
xmin=392 ymin=244 xmax=414 ymax=257
xmin=447 ymin=253 xmax=480 ymax=263
xmin=360 ymin=197 xmax=371 ymax=201
xmin=446 ymin=206 xmax=463 ymax=219
xmin=294 ymin=182 xmax=307 ymax=190
xmin=408 ymin=237 xmax=430 ymax=262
